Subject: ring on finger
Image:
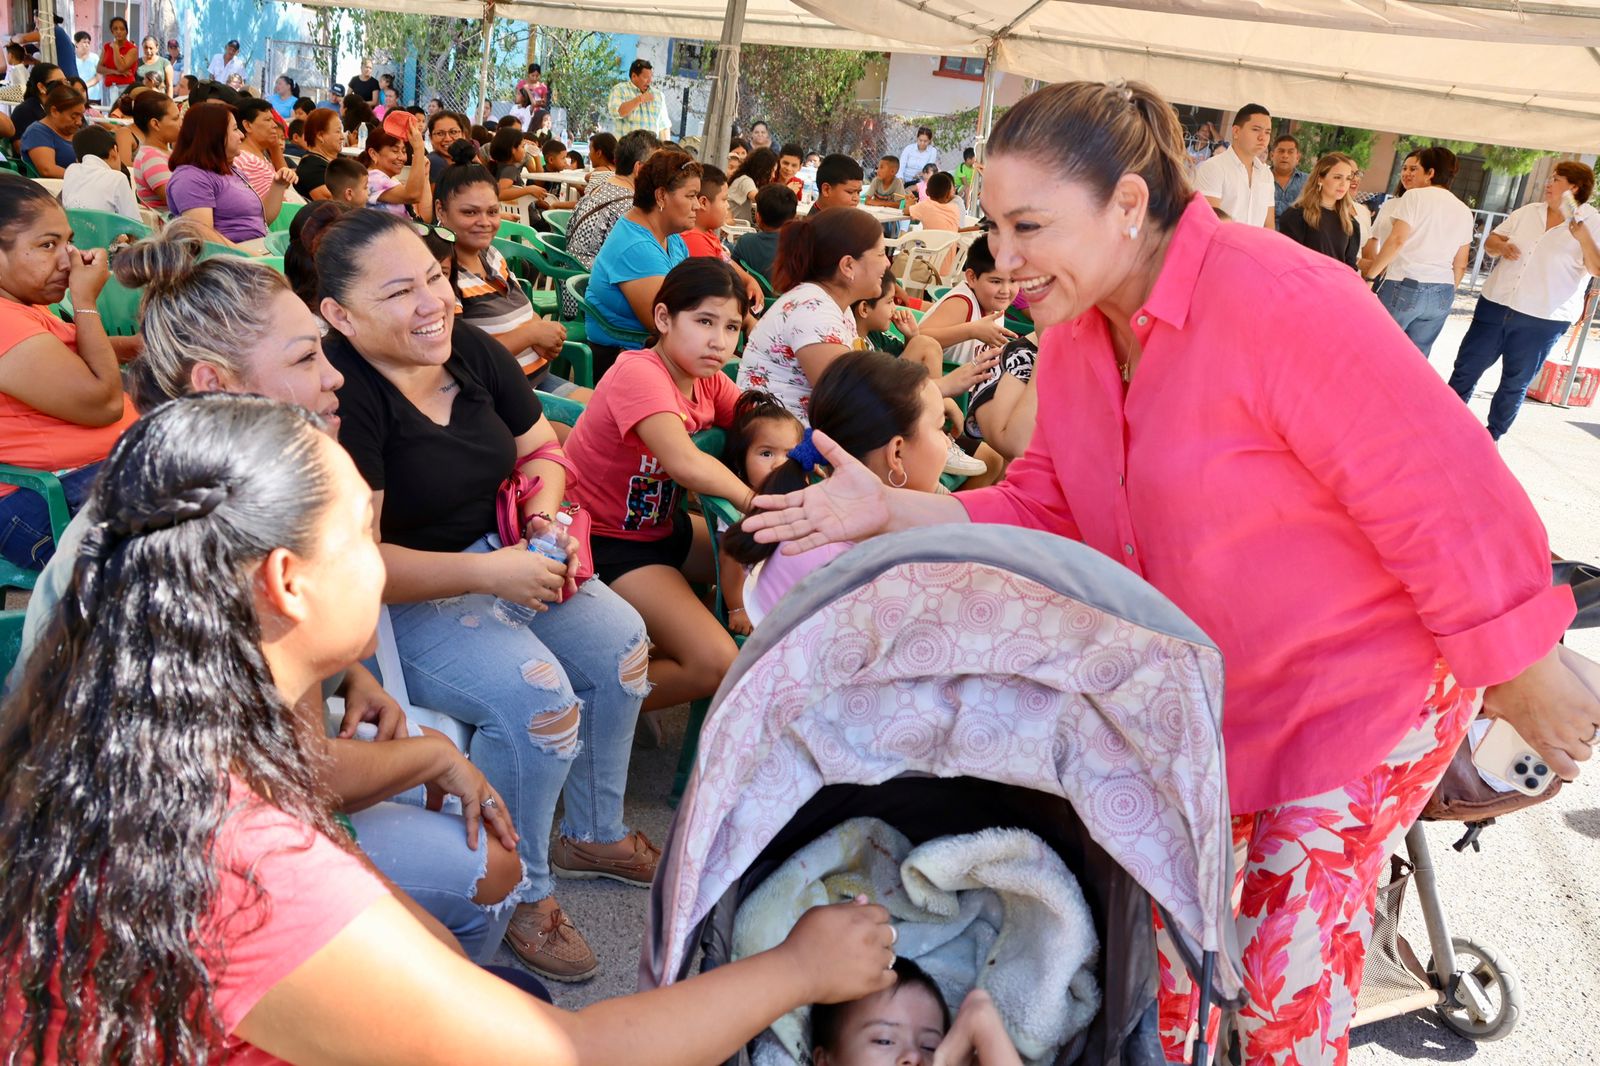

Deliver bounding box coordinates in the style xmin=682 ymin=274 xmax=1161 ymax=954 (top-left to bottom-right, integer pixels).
xmin=887 ymin=951 xmax=896 ymax=971
xmin=1588 ymin=725 xmax=1600 ymax=747
xmin=888 ymin=924 xmax=898 ymax=947
xmin=481 ymin=796 xmax=498 ymax=810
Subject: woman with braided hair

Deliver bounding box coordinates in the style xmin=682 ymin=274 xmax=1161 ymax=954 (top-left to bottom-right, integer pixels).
xmin=14 ymin=219 xmax=528 ymax=966
xmin=0 ymin=392 xmax=899 ymax=1065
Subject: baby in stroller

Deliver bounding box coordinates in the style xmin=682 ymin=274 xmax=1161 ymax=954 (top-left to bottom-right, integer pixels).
xmin=812 ymin=958 xmax=1021 ymax=1066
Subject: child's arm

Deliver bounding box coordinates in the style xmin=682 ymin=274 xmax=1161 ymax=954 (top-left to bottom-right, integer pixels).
xmin=917 ymin=299 xmax=1017 ymax=351
xmin=975 ymin=373 xmax=1038 ymax=461
xmin=634 ymin=412 xmax=757 ymax=510
xmin=718 ymin=548 xmax=752 ymax=635
xmin=932 ymin=990 xmax=1023 ymax=1066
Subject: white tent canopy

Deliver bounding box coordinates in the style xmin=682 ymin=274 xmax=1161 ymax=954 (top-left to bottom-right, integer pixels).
xmin=298 ymin=0 xmax=1600 ymax=151
xmin=794 ymin=0 xmax=1600 ymax=151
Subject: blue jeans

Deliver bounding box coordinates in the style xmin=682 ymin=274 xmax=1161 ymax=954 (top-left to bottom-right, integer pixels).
xmin=1447 ymin=297 xmax=1569 ymax=439
xmin=0 ymin=463 xmax=99 ymax=571
xmin=1376 ymin=278 xmax=1456 ymax=356
xmin=350 ymin=799 xmax=527 ymax=962
xmin=388 ymin=535 xmax=649 ymax=902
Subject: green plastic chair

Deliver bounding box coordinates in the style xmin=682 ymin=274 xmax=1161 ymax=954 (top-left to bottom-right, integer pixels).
xmin=566 ymin=275 xmax=649 ymax=349
xmin=59 ymin=279 xmax=142 ymax=337
xmin=722 ymin=358 xmax=740 ymax=383
xmin=535 ymin=389 xmax=585 ymax=427
xmin=65 ymin=209 xmax=151 ymax=249
xmin=0 ymin=608 xmax=26 ymax=680
xmin=257 ymin=255 xmax=285 ymax=273
xmin=0 ymin=465 xmax=70 ymax=593
xmin=263 ymin=231 xmax=292 ymax=255
xmin=202 ymin=242 xmax=254 ymax=260
xmin=543 ymin=231 xmax=570 ymax=253
xmin=671 ymin=486 xmax=744 ymax=805
xmin=738 ymin=260 xmax=777 ymax=299
xmin=270 ymin=201 xmax=302 ymax=233
xmin=491 ymin=237 xmax=561 ymax=319
xmin=550 ymin=340 xmax=595 ymax=390
xmin=543 ymin=208 xmax=572 ymax=235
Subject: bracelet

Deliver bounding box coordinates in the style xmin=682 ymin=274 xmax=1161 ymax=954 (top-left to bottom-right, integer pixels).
xmin=728 ymin=607 xmax=746 ymax=616
xmin=74 ymin=308 xmax=100 ymax=316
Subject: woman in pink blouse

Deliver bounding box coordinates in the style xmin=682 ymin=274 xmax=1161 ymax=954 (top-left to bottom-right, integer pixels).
xmin=747 ymin=81 xmax=1600 ymax=1065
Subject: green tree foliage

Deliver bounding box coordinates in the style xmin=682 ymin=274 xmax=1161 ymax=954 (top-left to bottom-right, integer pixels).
xmin=737 ymin=46 xmax=882 ymax=155
xmin=541 ymin=29 xmax=622 ymax=137
xmin=315 ymin=9 xmax=529 ymax=116
xmin=1285 ymin=122 xmax=1378 ymax=168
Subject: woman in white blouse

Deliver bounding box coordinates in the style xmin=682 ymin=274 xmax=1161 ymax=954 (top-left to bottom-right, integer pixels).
xmin=1448 ymin=161 xmax=1600 ymax=439
xmin=1363 ymin=146 xmax=1474 ymax=356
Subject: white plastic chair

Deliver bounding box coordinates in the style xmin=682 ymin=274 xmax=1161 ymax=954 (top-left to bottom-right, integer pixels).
xmin=32 ymin=177 xmax=62 ymax=197
xmin=895 ymin=229 xmax=961 ymax=298
xmin=371 ymin=605 xmax=475 ymax=751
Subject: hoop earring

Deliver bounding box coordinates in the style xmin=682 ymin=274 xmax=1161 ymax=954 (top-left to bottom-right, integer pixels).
xmin=889 ymin=468 xmax=908 ymax=488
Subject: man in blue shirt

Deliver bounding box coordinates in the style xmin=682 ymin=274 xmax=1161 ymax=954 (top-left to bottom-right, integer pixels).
xmin=1272 ymin=134 xmax=1307 ymax=220
xmin=8 ymin=15 xmax=77 ymax=81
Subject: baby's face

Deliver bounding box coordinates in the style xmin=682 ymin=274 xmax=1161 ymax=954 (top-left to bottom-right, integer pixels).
xmin=743 ymin=419 xmax=802 ymax=489
xmin=815 ymin=985 xmax=945 ymax=1066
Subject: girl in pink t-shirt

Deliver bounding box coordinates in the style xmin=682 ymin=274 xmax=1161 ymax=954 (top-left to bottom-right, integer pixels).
xmin=724 ymin=349 xmax=951 ymax=627
xmin=565 ymin=258 xmax=760 ymax=715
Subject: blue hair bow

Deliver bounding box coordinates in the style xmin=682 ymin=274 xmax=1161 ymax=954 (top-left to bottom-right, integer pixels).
xmin=787 ymin=427 xmax=825 ymax=474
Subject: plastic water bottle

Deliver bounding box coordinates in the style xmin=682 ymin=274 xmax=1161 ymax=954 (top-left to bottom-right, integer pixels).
xmin=494 ymin=513 xmax=572 ymax=625
xmin=527 ymin=512 xmax=572 ymax=565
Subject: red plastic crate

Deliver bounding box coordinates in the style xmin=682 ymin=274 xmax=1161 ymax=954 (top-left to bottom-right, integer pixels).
xmin=1526 ymin=361 xmax=1600 ymax=407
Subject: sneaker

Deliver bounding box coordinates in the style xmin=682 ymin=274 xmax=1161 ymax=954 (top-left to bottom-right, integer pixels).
xmin=943 ymin=438 xmax=987 ymax=477
xmin=504 ymin=900 xmax=598 ymax=983
xmin=552 ymin=830 xmax=661 ymax=887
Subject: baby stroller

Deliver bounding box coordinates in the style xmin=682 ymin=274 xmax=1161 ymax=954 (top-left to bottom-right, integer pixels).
xmin=1350 ymin=560 xmax=1600 ymax=1043
xmin=642 ymin=525 xmax=1246 ymax=1065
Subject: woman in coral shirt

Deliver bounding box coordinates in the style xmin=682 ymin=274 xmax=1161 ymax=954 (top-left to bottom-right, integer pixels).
xmin=0 ymin=175 xmax=138 ymax=571
xmin=746 ymin=81 xmax=1600 ymax=1065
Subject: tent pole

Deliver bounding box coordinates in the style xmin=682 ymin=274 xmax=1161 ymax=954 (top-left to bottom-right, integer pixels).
xmin=475 ymin=0 xmax=498 ymax=125
xmin=701 ymin=0 xmax=750 ymax=166
xmin=1557 ymin=280 xmax=1599 ymax=406
xmin=966 ymin=41 xmax=999 ymax=214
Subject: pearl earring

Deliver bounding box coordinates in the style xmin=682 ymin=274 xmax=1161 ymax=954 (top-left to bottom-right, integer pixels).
xmin=1127 ymin=224 xmax=1140 ymax=240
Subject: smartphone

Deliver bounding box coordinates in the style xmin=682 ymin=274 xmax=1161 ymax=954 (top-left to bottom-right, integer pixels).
xmin=1471 ymin=718 xmax=1555 ymax=797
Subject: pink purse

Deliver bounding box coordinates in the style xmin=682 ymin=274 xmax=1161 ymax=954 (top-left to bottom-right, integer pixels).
xmin=495 ymin=442 xmax=595 ymax=587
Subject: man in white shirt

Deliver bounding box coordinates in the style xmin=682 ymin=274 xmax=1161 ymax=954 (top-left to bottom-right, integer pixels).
xmin=1193 ymin=104 xmax=1275 ymax=228
xmin=896 ymin=126 xmax=939 ymax=185
xmin=208 ymin=39 xmax=245 ymax=84
xmin=62 ymin=125 xmax=140 ymax=220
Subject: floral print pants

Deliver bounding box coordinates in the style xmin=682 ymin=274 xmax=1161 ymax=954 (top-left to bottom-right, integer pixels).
xmin=1157 ymin=661 xmax=1480 ymax=1065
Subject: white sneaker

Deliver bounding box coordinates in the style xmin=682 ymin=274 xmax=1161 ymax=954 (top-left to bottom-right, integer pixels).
xmin=943 ymin=438 xmax=987 ymax=477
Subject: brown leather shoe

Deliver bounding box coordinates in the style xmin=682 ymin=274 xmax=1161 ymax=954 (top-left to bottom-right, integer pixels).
xmin=551 ymin=830 xmax=661 ymax=888
xmin=504 ymin=899 xmax=598 ymax=983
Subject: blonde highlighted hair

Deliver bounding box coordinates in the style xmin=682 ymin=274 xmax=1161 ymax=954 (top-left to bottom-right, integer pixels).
xmin=1293 ymin=152 xmax=1359 ymax=237
xmin=112 ymin=220 xmax=294 ymax=411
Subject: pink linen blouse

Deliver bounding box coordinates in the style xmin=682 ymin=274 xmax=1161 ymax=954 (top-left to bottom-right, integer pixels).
xmin=960 ymin=193 xmax=1574 ymax=813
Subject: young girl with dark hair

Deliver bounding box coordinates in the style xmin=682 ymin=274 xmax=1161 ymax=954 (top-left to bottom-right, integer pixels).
xmin=565 ymin=258 xmax=755 ymax=714
xmin=724 ymin=350 xmax=948 ymax=626
xmin=0 ymin=391 xmax=898 ymax=1065
xmin=736 ymin=207 xmax=890 ymax=422
xmin=728 ymin=146 xmax=779 ymax=224
xmin=716 ymin=391 xmax=803 ymax=635
xmin=128 ymin=89 xmax=180 ymax=208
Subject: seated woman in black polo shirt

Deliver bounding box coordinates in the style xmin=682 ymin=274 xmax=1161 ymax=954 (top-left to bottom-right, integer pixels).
xmin=428 ymin=144 xmax=583 ymax=399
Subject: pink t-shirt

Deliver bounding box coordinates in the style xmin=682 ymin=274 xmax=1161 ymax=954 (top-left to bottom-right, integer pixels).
xmin=747 ymin=541 xmax=852 ymax=626
xmin=960 ymin=192 xmax=1574 ymax=814
xmin=232 ymin=150 xmax=277 ymax=201
xmin=566 ymin=348 xmax=741 ymax=542
xmin=367 ymin=170 xmax=409 ymax=216
xmin=1 ymin=782 xmax=387 ymax=1063
xmin=131 ymin=144 xmax=172 ymax=208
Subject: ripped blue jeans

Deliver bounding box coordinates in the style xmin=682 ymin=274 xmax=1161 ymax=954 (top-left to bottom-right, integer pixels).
xmin=349 ymin=799 xmax=524 ymax=962
xmin=387 ymin=535 xmax=650 ymax=903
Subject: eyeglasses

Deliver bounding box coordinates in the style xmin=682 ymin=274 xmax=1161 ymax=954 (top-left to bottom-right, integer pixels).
xmin=413 ymin=221 xmax=456 ymax=243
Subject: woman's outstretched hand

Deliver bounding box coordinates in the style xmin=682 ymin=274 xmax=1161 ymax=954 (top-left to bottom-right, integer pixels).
xmin=743 ymin=430 xmax=891 ymax=554
xmin=778 ymin=896 xmax=896 ymax=1005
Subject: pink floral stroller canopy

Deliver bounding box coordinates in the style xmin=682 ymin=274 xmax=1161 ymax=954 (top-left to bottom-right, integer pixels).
xmin=643 ymin=525 xmax=1246 ymax=1047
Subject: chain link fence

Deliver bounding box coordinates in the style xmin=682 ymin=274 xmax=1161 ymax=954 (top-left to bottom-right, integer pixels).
xmin=263 ymin=38 xmax=336 ymax=99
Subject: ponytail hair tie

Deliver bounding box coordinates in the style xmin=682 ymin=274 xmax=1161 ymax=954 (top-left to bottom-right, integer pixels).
xmin=787 ymin=427 xmax=825 ymax=474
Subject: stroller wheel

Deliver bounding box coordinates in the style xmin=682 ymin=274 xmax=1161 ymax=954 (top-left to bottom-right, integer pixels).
xmin=1429 ymin=936 xmax=1523 ymax=1041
